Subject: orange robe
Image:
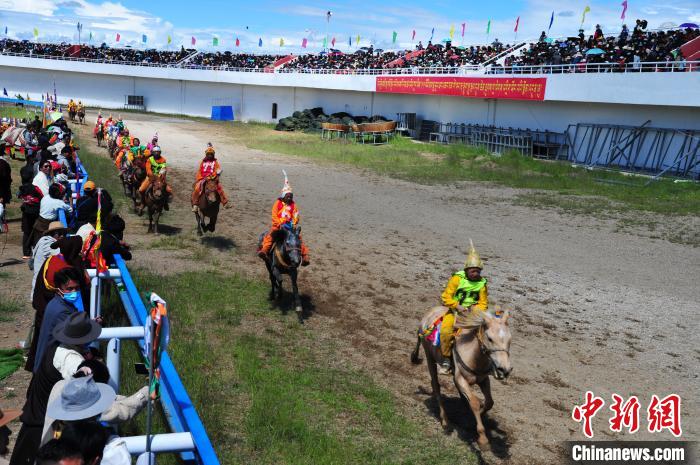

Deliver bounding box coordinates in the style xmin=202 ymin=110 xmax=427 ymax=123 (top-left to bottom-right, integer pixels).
xmin=259 ymin=199 xmax=308 ymax=259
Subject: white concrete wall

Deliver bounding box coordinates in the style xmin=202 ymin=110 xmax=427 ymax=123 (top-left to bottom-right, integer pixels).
xmin=1 ymin=55 xmax=699 ymax=132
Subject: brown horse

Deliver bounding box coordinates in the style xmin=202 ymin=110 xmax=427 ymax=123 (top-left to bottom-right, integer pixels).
xmin=143 ymin=175 xmax=168 ymax=234
xmin=411 ymin=306 xmax=512 ymax=449
xmin=95 ymin=123 xmax=104 ymax=147
xmin=193 ymin=178 xmax=221 ymax=235
xmin=68 ymin=108 xmax=77 ymax=122
xmin=77 ymin=108 xmax=85 ymax=124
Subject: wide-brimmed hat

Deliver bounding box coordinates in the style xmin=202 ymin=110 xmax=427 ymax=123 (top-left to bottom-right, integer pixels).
xmin=0 ymin=408 xmax=21 ymax=427
xmin=44 ymin=221 xmax=67 ymax=236
xmin=47 ymin=376 xmax=115 ymax=421
xmin=52 ymin=312 xmax=101 ymax=346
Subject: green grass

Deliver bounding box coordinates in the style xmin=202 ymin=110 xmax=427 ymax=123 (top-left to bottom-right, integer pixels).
xmin=0 ymin=105 xmax=43 ymax=121
xmin=0 ymin=299 xmax=22 ymax=322
xmin=228 ymin=123 xmax=700 ymax=216
xmin=100 ymin=269 xmax=477 ymax=465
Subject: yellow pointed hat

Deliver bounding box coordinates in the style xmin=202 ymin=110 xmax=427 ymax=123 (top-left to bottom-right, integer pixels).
xmin=464 ymin=239 xmax=483 ymax=269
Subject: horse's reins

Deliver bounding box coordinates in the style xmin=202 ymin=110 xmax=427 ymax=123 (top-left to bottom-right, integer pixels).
xmin=453 ymin=326 xmax=509 ymax=377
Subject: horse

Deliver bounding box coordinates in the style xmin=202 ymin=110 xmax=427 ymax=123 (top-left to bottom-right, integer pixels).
xmin=95 ymin=123 xmax=104 ymax=147
xmin=143 ymin=175 xmax=168 ymax=234
xmin=127 ymin=159 xmax=147 ymax=212
xmin=411 ymin=306 xmax=512 ymax=450
xmin=193 ymin=178 xmax=221 ymax=235
xmin=260 ymin=225 xmax=303 ymax=320
xmin=68 ymin=108 xmax=77 ymax=122
xmin=77 ymin=108 xmax=85 ymax=124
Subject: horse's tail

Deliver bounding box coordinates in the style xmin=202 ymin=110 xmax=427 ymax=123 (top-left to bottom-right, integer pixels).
xmin=410 ymin=332 xmax=422 ymax=365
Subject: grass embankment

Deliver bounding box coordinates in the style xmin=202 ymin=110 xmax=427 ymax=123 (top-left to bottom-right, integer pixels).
xmin=228 ymin=122 xmax=700 ymax=216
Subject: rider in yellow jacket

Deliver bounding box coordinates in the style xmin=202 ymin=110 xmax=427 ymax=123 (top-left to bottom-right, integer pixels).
xmin=438 ymin=240 xmax=488 ymax=374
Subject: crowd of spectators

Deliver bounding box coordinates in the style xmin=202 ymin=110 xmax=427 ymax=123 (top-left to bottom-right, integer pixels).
xmin=1 ymin=20 xmax=697 ymax=73
xmin=500 ymin=20 xmax=699 ymax=72
xmin=1 ymin=115 xmax=141 ymax=465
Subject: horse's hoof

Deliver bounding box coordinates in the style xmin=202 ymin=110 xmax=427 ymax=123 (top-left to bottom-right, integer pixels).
xmin=477 ymin=438 xmax=490 ymax=451
xmin=295 ymin=305 xmax=302 ymax=314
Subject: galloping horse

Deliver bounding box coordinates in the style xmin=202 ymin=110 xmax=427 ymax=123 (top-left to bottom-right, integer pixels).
xmin=143 ymin=175 xmax=168 ymax=234
xmin=68 ymin=107 xmax=77 ymax=122
xmin=260 ymin=225 xmax=303 ymax=320
xmin=411 ymin=307 xmax=512 ymax=450
xmin=194 ymin=177 xmax=221 ymax=235
xmin=127 ymin=158 xmax=147 ymax=212
xmin=77 ymin=108 xmax=85 ymax=124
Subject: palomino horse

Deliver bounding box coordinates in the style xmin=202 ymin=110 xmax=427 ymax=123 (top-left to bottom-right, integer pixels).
xmin=260 ymin=225 xmax=303 ymax=320
xmin=143 ymin=175 xmax=168 ymax=234
xmin=193 ymin=178 xmax=221 ymax=235
xmin=411 ymin=306 xmax=512 ymax=450
xmin=77 ymin=108 xmax=85 ymax=124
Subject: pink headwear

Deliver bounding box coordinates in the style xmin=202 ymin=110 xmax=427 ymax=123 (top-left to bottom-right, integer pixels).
xmin=281 ymin=170 xmax=292 ymax=196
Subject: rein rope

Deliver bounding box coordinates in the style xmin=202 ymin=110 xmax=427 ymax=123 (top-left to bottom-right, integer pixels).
xmin=453 ymin=325 xmax=509 ymax=377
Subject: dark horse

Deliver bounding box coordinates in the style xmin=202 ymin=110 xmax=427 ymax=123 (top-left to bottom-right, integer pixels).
xmin=77 ymin=108 xmax=85 ymax=124
xmin=122 ymin=158 xmax=146 ymax=202
xmin=260 ymin=225 xmax=303 ymax=321
xmin=96 ymin=123 xmax=104 ymax=147
xmin=142 ymin=175 xmax=168 ymax=234
xmin=194 ymin=178 xmax=221 ymax=235
xmin=68 ymin=108 xmax=77 ymax=122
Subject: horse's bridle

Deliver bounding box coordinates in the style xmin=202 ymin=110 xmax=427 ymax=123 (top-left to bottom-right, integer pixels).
xmin=453 ymin=326 xmax=509 ymax=377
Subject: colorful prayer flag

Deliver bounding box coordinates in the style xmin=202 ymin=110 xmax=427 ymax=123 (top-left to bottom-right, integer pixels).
xmin=167 ymin=35 xmax=172 ymax=44
xmin=430 ymin=27 xmax=434 ymax=41
xmin=348 ymin=36 xmax=351 ymax=47
xmin=4 ymin=26 xmax=7 ymax=35
xmin=449 ymin=24 xmax=455 ymax=40
xmin=116 ymin=32 xmax=121 ymax=42
xmin=514 ymin=16 xmax=520 ymax=32
xmin=302 ymin=37 xmax=308 ymax=48
xmin=33 ymin=27 xmax=38 ymax=38
xmin=258 ymin=37 xmax=262 ymax=47
xmin=486 ymin=20 xmax=491 ymax=34
xmin=548 ymin=11 xmax=554 ymax=31
xmin=326 ymin=10 xmax=332 ymax=22
xmin=356 ymin=34 xmax=360 ymax=45
xmin=235 ymin=37 xmax=240 ymax=47
xmin=89 ymin=31 xmax=93 ymax=41
xmin=581 ymin=6 xmax=591 ymax=25
xmin=621 ymin=0 xmax=628 ymax=20
xmin=213 ymin=36 xmax=219 ymax=46
xmin=191 ymin=36 xmax=196 ymax=46
xmin=279 ymin=37 xmax=284 ymax=47
xmin=142 ymin=34 xmax=147 ymax=43
xmin=331 ymin=37 xmax=336 ymax=47
xmin=323 ymin=37 xmax=327 ymax=48
xmin=412 ymin=29 xmax=416 ymax=41
xmin=461 ymin=23 xmax=466 ymax=37
xmin=392 ymin=31 xmax=397 ymax=43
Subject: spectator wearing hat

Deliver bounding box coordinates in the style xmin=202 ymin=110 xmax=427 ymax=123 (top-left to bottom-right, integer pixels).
xmin=33 ymin=267 xmax=87 ymax=373
xmin=74 ymin=183 xmax=112 ymax=230
xmin=9 ymin=313 xmax=101 ymax=465
xmin=1 ymin=408 xmax=22 ymax=465
xmin=34 ymin=439 xmax=83 ymax=465
xmin=30 ymin=184 xmax=71 ymax=248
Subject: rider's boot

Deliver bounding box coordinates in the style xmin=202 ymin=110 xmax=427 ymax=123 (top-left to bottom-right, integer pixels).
xmin=438 ymin=357 xmax=453 ymax=376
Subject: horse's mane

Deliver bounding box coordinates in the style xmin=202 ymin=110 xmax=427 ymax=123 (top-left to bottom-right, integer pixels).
xmin=453 ymin=309 xmax=487 ymax=333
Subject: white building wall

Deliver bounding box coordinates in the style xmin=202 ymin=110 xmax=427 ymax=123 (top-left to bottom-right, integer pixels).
xmin=1 ymin=55 xmax=699 ymax=132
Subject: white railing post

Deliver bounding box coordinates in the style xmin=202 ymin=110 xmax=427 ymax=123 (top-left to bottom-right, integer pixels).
xmin=106 ymin=338 xmax=120 ymax=393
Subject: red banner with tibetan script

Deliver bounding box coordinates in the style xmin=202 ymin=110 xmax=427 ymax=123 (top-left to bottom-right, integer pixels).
xmin=376 ymin=76 xmax=547 ymax=101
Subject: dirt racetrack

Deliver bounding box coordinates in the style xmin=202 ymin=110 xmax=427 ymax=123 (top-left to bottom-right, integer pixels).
xmin=75 ymin=111 xmax=698 ymax=464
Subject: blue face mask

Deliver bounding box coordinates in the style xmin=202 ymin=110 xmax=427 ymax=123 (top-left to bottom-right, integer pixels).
xmin=62 ymin=291 xmax=84 ymax=312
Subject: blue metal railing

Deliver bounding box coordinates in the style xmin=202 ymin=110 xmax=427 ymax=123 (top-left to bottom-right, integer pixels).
xmin=0 ymin=96 xmax=45 ymax=107
xmin=56 ymin=161 xmax=220 ymax=465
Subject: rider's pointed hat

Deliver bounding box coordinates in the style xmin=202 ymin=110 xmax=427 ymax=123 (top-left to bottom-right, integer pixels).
xmin=464 ymin=238 xmax=483 ymax=269
xmin=281 ymin=169 xmax=292 ymax=196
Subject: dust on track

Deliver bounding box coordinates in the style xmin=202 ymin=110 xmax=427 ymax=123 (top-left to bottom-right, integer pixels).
xmin=60 ymin=111 xmax=700 ymax=463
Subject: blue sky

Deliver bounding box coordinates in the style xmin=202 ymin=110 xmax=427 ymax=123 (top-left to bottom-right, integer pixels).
xmin=1 ymin=0 xmax=698 ymax=52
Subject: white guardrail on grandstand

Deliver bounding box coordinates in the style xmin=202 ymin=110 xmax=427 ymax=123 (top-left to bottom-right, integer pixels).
xmin=1 ymin=51 xmax=697 ymax=75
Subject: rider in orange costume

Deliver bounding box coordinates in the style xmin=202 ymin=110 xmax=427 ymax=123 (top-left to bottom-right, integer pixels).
xmin=257 ymin=171 xmax=309 ymax=266
xmin=191 ymin=144 xmax=229 ymax=211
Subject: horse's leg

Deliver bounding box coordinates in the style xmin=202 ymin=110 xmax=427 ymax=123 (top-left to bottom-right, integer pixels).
xmin=454 ymin=373 xmax=489 ymax=449
xmin=478 ymin=376 xmax=494 ymax=414
xmin=290 ymin=268 xmax=302 ymax=318
xmin=424 ymin=344 xmax=449 ymax=430
xmin=195 ymin=211 xmax=203 ymax=236
xmin=154 ymin=208 xmax=161 ymax=235
xmin=147 ymin=207 xmax=154 ymax=233
xmin=208 ymin=206 xmax=218 ymax=232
